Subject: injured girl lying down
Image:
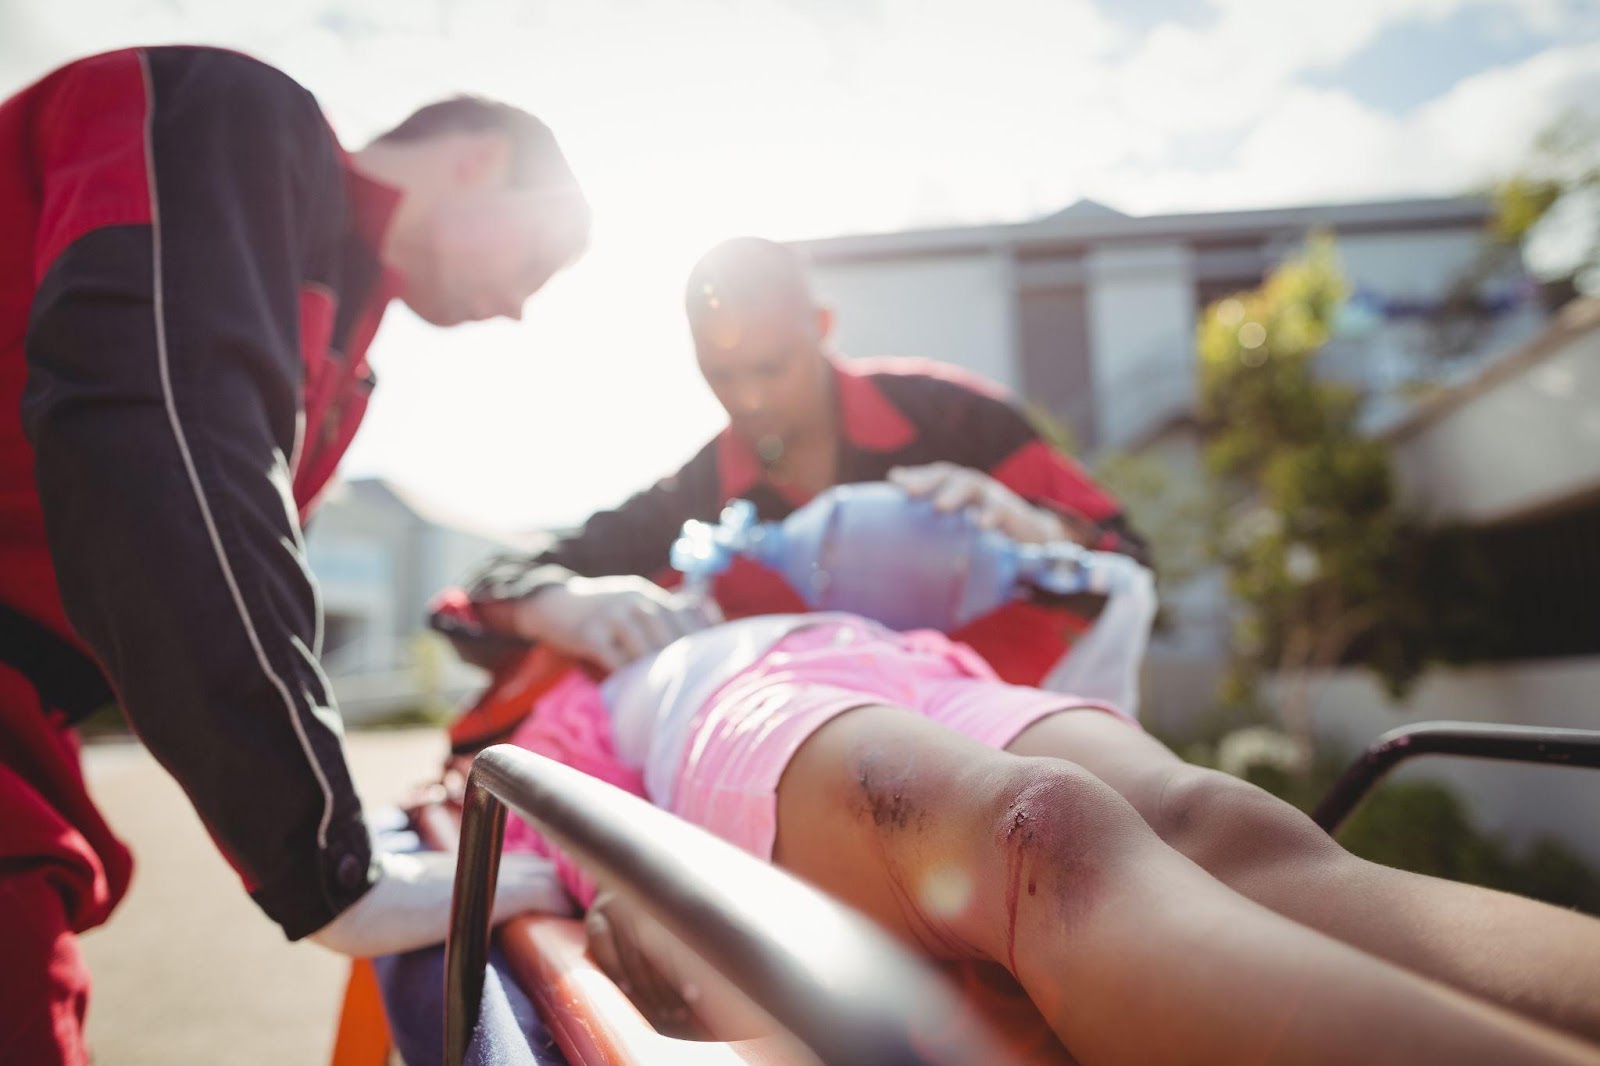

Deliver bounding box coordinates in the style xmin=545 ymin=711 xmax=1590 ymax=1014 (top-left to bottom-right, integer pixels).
xmin=487 ymin=489 xmax=1600 ymax=1065
xmin=500 ymin=609 xmax=1600 ymax=1065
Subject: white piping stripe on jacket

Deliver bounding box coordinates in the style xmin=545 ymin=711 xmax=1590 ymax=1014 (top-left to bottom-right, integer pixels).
xmin=138 ymin=51 xmax=337 ymax=851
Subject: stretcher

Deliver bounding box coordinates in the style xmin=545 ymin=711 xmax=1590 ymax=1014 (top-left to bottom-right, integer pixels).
xmin=331 ymin=487 xmax=1600 ymax=1064
xmin=330 ymin=623 xmax=1600 ymax=1066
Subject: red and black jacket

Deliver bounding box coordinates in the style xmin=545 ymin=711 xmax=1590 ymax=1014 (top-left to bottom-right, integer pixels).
xmin=1 ymin=47 xmax=400 ymax=938
xmin=471 ymin=356 xmax=1148 ymax=685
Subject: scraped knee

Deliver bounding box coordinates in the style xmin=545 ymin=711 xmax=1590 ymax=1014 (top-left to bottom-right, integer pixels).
xmin=860 ymin=751 xmax=1136 ymax=952
xmin=990 ymin=760 xmax=1133 ymax=898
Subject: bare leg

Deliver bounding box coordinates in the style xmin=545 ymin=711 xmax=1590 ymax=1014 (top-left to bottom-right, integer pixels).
xmin=1007 ymin=710 xmax=1600 ymax=1044
xmin=773 ymin=705 xmax=1597 ymax=1065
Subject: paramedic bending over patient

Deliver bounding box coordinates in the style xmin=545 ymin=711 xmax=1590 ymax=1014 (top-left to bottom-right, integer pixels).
xmin=0 ymin=47 xmax=585 ymax=1064
xmin=467 ymin=235 xmax=1149 ymax=681
xmin=499 ymin=607 xmax=1600 ymax=1063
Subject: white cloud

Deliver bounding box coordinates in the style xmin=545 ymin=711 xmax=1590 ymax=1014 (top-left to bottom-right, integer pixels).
xmin=1411 ymin=38 xmax=1600 ymax=175
xmin=1102 ymin=38 xmax=1600 ymax=213
xmin=1112 ymin=0 xmax=1470 ymax=139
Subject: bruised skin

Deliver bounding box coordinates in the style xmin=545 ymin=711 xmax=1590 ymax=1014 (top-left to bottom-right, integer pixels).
xmin=995 ymin=780 xmax=1104 ymax=978
xmin=771 ymin=705 xmax=1600 ymax=1066
xmin=839 ymin=747 xmax=973 ymax=959
xmin=782 ymin=707 xmax=1113 ymax=967
xmin=774 ymin=705 xmax=1121 ymax=1060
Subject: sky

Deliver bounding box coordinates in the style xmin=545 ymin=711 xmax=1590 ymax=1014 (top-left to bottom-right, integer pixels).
xmin=4 ymin=0 xmax=1598 ymax=531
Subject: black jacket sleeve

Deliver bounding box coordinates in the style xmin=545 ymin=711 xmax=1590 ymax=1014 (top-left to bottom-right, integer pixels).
xmin=468 ymin=439 xmax=723 ymax=603
xmin=22 ymin=48 xmax=374 ymax=940
xmin=870 ymin=370 xmax=1152 ymax=567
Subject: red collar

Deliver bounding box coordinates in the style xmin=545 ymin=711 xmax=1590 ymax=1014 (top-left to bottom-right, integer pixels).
xmin=340 ymin=158 xmax=406 ymax=364
xmin=345 ymin=160 xmax=405 ymax=290
xmin=716 ymin=357 xmax=917 ymax=500
xmin=344 ymin=160 xmax=401 ymax=256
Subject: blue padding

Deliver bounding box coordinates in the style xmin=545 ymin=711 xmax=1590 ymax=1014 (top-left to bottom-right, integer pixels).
xmin=372 ymin=944 xmax=568 ymax=1066
xmin=368 ymin=807 xmax=569 ymax=1065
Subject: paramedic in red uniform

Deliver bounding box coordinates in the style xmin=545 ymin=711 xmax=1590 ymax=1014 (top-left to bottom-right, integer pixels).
xmin=0 ymin=46 xmax=588 ymax=1062
xmin=466 ymin=236 xmax=1148 ymax=681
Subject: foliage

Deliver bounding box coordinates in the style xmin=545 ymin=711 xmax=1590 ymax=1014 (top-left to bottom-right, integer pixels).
xmin=1335 ymin=779 xmax=1600 ymax=916
xmin=1092 ymin=448 xmax=1218 ymax=592
xmin=1493 ymin=108 xmax=1600 ymax=296
xmin=74 ymin=701 xmax=132 ymax=739
xmin=353 ymin=701 xmax=455 ymax=730
xmin=1428 ymin=109 xmax=1600 ymax=356
xmin=1198 ymin=236 xmax=1387 ymax=708
xmin=1195 ymin=237 xmax=1499 ymax=741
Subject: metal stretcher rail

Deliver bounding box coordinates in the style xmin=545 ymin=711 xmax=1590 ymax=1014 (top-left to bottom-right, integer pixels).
xmin=1314 ymin=721 xmax=1600 ymax=834
xmin=444 ymin=744 xmax=1021 ymax=1066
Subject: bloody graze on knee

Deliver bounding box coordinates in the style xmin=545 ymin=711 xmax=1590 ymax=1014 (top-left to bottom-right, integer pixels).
xmin=987 ymin=760 xmax=1130 ymax=973
xmin=839 ymin=743 xmax=1137 ymax=966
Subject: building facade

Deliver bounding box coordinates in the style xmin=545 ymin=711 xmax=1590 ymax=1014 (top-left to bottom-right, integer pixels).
xmin=796 ymin=200 xmax=1598 ymax=862
xmin=1298 ymin=298 xmax=1600 ymax=861
xmin=304 ymin=478 xmax=541 ymax=723
xmin=795 ymin=196 xmax=1543 ymax=451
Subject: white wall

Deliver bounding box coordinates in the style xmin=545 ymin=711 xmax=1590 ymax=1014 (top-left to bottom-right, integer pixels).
xmin=1337 ymin=230 xmax=1485 ymax=298
xmin=1085 ymin=243 xmax=1196 ymax=448
xmin=304 ymin=532 xmax=395 ymax=673
xmin=810 ymin=253 xmax=1018 ymax=390
xmin=1393 ymin=322 xmax=1600 ymax=523
xmin=305 ymin=480 xmax=522 ymax=722
xmin=1331 ymin=230 xmax=1546 ymax=425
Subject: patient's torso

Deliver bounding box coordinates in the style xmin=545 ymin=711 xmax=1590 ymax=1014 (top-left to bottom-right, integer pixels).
xmin=600 ymin=613 xmax=859 ymax=804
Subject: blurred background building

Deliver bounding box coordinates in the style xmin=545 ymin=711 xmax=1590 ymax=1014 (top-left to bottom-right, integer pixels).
xmin=796 ymin=198 xmax=1600 ymax=862
xmin=796 ymin=194 xmax=1543 ymax=450
xmin=306 ymin=192 xmax=1598 ymax=859
xmin=304 ymin=478 xmax=544 ymax=723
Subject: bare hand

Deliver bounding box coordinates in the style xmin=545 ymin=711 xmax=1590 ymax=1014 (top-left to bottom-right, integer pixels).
xmin=516 ymin=575 xmax=722 ymax=671
xmin=586 ymin=890 xmax=703 ymax=1035
xmin=889 ymin=462 xmax=1074 ymax=545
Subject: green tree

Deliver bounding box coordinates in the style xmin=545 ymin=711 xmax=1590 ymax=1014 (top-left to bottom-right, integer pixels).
xmin=1430 ymin=109 xmax=1599 ymax=358
xmin=1092 ymin=448 xmax=1216 ymax=593
xmin=1495 ymin=108 xmax=1600 ymax=301
xmin=1196 ymin=236 xmax=1496 ymax=752
xmin=1027 ymin=402 xmax=1217 ymax=597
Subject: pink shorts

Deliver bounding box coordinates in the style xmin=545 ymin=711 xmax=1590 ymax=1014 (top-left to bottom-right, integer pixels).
xmin=670 ymin=619 xmax=1132 ymax=864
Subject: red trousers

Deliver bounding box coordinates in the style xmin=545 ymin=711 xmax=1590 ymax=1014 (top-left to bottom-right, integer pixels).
xmin=0 ymin=664 xmax=132 ymax=1066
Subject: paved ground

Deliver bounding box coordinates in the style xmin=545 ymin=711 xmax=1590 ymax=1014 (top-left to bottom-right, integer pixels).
xmin=79 ymin=727 xmax=448 ymax=1065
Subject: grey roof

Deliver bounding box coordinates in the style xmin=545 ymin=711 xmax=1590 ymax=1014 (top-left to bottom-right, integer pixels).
xmin=793 ymin=195 xmax=1494 ymax=265
xmin=1042 ymin=198 xmax=1128 ymax=221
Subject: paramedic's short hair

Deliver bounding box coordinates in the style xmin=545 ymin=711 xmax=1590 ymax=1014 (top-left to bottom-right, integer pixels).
xmin=375 ymin=96 xmax=581 ymax=192
xmin=685 ymin=237 xmax=816 ymax=326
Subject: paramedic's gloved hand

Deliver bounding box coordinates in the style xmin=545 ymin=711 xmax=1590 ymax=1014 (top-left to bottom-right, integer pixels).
xmin=890 ymin=463 xmax=1080 ymax=545
xmin=516 ymin=575 xmax=723 ymax=671
xmin=307 ymin=850 xmax=571 ymax=958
